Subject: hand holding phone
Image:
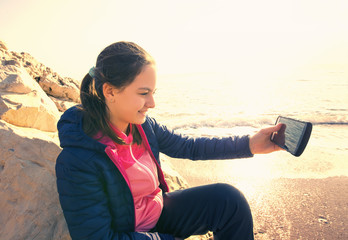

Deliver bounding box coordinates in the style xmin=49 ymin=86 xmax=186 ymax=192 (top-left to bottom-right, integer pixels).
xmin=270 ymin=116 xmax=312 ymax=157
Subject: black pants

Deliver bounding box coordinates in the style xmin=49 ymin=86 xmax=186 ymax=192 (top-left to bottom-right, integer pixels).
xmin=154 ymin=183 xmax=254 ymax=240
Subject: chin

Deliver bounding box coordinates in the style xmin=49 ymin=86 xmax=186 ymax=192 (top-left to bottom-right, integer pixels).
xmin=133 ymin=116 xmax=147 ymax=125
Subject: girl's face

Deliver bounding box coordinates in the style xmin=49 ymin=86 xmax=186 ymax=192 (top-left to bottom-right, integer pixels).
xmin=103 ymin=64 xmax=157 ymax=133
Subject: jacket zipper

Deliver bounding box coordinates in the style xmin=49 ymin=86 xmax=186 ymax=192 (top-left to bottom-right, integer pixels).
xmin=129 ymin=145 xmax=158 ymax=190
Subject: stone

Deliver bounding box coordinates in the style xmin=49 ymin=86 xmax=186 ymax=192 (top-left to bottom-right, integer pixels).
xmin=0 ymin=46 xmax=80 ymax=104
xmin=0 ymin=120 xmax=70 ymax=240
xmin=38 ymin=73 xmax=80 ymax=102
xmin=0 ymin=64 xmax=60 ymax=132
xmin=0 ymin=40 xmax=8 ymax=51
xmin=0 ymin=65 xmax=34 ymax=94
xmin=17 ymin=52 xmax=80 ymax=103
xmin=2 ymin=59 xmax=21 ymax=67
xmin=160 ymin=156 xmax=189 ymax=191
xmin=49 ymin=96 xmax=78 ymax=112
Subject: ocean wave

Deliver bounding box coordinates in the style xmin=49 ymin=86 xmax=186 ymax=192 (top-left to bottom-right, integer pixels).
xmin=170 ymin=116 xmax=276 ymax=130
xmin=304 ymin=115 xmax=348 ymax=126
xmin=168 ymin=115 xmax=348 ymax=131
xmin=312 ymin=121 xmax=348 ymax=125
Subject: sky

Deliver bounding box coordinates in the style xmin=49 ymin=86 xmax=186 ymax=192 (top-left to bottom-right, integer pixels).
xmin=1 ymin=0 xmax=348 ymax=81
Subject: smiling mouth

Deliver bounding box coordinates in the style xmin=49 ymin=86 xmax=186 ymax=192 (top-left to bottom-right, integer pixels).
xmin=138 ymin=110 xmax=147 ymax=116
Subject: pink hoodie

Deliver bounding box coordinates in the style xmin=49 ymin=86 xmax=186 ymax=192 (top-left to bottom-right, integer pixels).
xmin=95 ymin=124 xmax=164 ymax=232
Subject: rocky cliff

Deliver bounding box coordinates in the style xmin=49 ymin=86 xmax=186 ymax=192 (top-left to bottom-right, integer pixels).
xmin=0 ymin=40 xmax=195 ymax=240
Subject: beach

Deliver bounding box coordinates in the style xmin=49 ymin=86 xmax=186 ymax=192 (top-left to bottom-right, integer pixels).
xmin=249 ymin=176 xmax=348 ymax=239
xmin=2 ymin=1 xmax=348 ymax=237
xmin=153 ymin=70 xmax=348 ymax=239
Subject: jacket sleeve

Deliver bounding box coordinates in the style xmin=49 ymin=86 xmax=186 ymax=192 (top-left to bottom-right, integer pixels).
xmin=56 ymin=150 xmax=174 ymax=240
xmin=148 ymin=117 xmax=253 ymax=160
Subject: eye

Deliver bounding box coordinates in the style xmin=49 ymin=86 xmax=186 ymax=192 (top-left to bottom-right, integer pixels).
xmin=139 ymin=89 xmax=156 ymax=96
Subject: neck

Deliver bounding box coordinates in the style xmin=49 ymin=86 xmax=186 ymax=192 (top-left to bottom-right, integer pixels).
xmin=111 ymin=122 xmax=130 ymax=135
xmin=108 ymin=118 xmax=129 ymax=134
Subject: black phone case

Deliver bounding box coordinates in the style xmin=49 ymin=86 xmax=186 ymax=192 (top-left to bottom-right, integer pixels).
xmin=294 ymin=121 xmax=312 ymax=156
xmin=273 ymin=116 xmax=312 ymax=157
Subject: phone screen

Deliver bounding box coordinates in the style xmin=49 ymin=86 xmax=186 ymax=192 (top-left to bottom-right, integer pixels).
xmin=271 ymin=116 xmax=312 ymax=156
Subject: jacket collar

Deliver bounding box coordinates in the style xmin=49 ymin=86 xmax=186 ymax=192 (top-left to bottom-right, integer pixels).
xmin=57 ymin=106 xmax=106 ymax=153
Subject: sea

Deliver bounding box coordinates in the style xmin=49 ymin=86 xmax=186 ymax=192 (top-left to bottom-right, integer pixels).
xmin=149 ymin=68 xmax=348 ymax=188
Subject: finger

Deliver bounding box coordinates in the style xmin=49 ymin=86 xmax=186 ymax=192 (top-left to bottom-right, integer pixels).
xmin=274 ymin=143 xmax=284 ymax=151
xmin=262 ymin=123 xmax=283 ymax=134
xmin=274 ymin=123 xmax=284 ymax=131
xmin=272 ymin=141 xmax=286 ymax=151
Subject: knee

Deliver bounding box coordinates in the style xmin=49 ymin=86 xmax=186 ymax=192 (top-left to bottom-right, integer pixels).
xmin=213 ymin=183 xmax=251 ymax=212
xmin=210 ymin=184 xmax=254 ymax=238
xmin=213 ymin=183 xmax=246 ymax=199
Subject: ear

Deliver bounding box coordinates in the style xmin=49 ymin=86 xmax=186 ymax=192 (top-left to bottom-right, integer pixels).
xmin=102 ymin=83 xmax=116 ymax=103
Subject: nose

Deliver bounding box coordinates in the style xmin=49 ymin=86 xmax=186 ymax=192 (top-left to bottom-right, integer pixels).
xmin=146 ymin=94 xmax=156 ymax=108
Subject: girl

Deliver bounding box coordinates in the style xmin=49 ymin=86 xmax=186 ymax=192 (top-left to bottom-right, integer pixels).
xmin=56 ymin=41 xmax=283 ymax=240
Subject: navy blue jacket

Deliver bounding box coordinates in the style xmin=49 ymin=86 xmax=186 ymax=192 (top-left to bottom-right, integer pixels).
xmin=55 ymin=106 xmax=253 ymax=240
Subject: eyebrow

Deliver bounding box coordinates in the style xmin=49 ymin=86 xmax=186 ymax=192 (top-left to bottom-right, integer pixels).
xmin=138 ymin=87 xmax=156 ymax=92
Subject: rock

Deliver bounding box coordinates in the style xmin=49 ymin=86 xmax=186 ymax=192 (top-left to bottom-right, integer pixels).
xmin=0 ymin=120 xmax=70 ymax=240
xmin=37 ymin=73 xmax=80 ymax=102
xmin=2 ymin=59 xmax=21 ymax=67
xmin=161 ymin=156 xmax=189 ymax=191
xmin=49 ymin=96 xmax=78 ymax=112
xmin=0 ymin=63 xmax=60 ymax=132
xmin=0 ymin=45 xmax=80 ymax=104
xmin=18 ymin=52 xmax=80 ymax=103
xmin=0 ymin=40 xmax=8 ymax=51
xmin=0 ymin=64 xmax=34 ymax=94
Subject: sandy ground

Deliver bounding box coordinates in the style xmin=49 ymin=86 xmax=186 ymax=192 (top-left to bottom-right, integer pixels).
xmin=236 ymin=176 xmax=348 ymax=240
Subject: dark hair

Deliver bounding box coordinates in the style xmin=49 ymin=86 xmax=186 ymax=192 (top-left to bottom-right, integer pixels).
xmin=80 ymin=41 xmax=155 ymax=145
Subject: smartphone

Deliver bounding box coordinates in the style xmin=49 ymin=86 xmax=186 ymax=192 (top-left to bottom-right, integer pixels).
xmin=270 ymin=116 xmax=312 ymax=157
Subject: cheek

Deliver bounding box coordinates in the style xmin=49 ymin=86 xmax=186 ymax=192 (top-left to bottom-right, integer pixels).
xmin=123 ymin=98 xmax=144 ymax=113
xmin=132 ymin=97 xmax=145 ymax=109
xmin=114 ymin=94 xmax=145 ymax=115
